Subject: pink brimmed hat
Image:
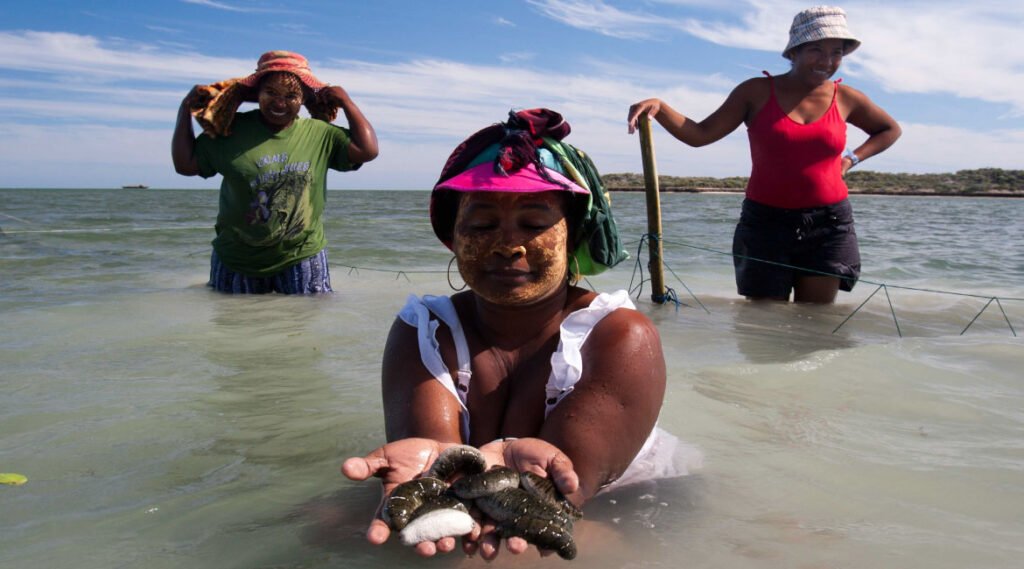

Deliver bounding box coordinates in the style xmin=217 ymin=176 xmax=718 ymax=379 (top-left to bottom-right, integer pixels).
xmin=237 ymin=50 xmax=328 ymax=91
xmin=430 ymin=161 xmax=590 ymax=250
xmin=434 ymin=162 xmax=588 ymax=195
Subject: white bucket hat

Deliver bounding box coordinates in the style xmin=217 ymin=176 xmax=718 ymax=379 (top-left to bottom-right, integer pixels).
xmin=783 ymin=6 xmax=861 ymax=59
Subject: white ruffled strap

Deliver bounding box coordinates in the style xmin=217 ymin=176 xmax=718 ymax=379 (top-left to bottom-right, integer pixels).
xmin=397 ymin=294 xmax=473 ymax=439
xmin=545 ymin=290 xmax=635 ymax=417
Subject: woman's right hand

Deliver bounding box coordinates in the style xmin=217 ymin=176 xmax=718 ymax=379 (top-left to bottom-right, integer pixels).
xmin=627 ymin=98 xmax=664 ymax=134
xmin=341 ymin=438 xmax=478 ymax=556
xmin=182 ymin=85 xmax=212 ymax=111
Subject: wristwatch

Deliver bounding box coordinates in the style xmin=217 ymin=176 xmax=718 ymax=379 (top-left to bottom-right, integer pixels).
xmin=843 ymin=148 xmax=860 ymax=167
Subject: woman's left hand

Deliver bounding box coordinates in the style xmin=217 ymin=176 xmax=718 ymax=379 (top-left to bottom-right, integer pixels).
xmin=319 ymin=85 xmax=352 ymax=107
xmin=841 ymin=155 xmax=854 ymax=177
xmin=470 ymin=438 xmax=580 ymax=559
xmin=480 ymin=438 xmax=578 ymax=496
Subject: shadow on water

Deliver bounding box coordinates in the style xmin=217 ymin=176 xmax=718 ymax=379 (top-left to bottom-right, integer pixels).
xmin=289 ymin=483 xmax=398 ymax=565
xmin=289 ymin=474 xmax=708 ymax=567
xmin=730 ymin=301 xmax=857 ymax=365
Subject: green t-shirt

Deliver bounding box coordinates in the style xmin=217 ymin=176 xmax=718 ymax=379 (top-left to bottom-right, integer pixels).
xmin=195 ymin=110 xmax=356 ymax=277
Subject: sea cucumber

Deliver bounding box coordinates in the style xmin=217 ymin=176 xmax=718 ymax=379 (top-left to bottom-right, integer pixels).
xmin=399 ymin=508 xmax=476 ymax=546
xmin=425 ymin=444 xmax=487 ymax=481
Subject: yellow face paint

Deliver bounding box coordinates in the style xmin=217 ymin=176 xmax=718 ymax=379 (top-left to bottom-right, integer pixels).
xmin=453 ymin=192 xmax=570 ymax=306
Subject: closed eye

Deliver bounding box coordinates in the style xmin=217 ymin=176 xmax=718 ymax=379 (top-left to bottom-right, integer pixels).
xmin=522 ymin=222 xmax=554 ymax=231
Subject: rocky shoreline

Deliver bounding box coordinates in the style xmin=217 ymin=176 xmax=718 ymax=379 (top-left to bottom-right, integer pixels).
xmin=602 ymin=168 xmax=1024 ymax=198
xmin=605 ymin=186 xmax=1024 ymax=198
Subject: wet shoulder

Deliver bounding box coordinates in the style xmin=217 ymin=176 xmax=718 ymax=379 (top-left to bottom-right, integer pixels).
xmin=588 ymin=295 xmax=659 ymax=346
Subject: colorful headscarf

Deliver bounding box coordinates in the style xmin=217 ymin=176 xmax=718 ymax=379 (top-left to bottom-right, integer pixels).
xmin=430 ymin=109 xmax=628 ymax=277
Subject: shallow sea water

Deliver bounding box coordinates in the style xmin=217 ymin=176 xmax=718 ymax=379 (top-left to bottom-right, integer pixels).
xmin=1 ymin=189 xmax=1021 ymax=568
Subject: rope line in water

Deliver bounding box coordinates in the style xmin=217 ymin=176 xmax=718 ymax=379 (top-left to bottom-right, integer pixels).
xmin=0 ymin=212 xmax=32 ymax=224
xmin=833 ymin=284 xmax=906 ymax=337
xmin=338 ymin=263 xmax=444 ymax=283
xmin=960 ymin=297 xmax=1017 ymax=336
xmin=628 ymin=234 xmax=709 ymax=313
xmin=661 ymin=238 xmax=1024 ymax=302
xmin=641 ymin=236 xmax=1018 ymax=337
xmin=662 ymin=260 xmax=709 ymax=314
xmin=7 ymin=221 xmax=1018 ymax=336
xmin=1 ymin=226 xmax=209 ymax=235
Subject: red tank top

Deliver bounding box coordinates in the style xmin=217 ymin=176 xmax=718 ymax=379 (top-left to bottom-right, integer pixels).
xmin=746 ymin=74 xmax=848 ymax=209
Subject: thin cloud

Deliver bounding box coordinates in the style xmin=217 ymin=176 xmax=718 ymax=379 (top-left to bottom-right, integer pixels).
xmin=179 ymin=0 xmax=296 ymax=15
xmin=674 ymin=2 xmax=791 ymax=52
xmin=495 ymin=17 xmax=516 ymax=27
xmin=498 ymin=52 xmax=536 ymax=64
xmin=0 ymin=31 xmax=249 ymax=83
xmin=271 ymin=23 xmax=320 ymax=37
xmin=181 ymin=0 xmax=251 ymax=13
xmin=526 ymin=0 xmax=675 ymax=39
xmin=145 ymin=25 xmax=183 ymax=34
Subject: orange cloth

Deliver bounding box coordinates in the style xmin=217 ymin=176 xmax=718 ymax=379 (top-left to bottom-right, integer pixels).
xmin=190 ymin=78 xmax=340 ymax=138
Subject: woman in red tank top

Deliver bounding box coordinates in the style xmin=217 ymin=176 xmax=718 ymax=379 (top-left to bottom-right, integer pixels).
xmin=627 ymin=6 xmax=901 ymax=303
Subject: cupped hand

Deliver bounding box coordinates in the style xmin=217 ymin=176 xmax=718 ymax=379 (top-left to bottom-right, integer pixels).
xmin=469 ymin=438 xmax=580 ymax=560
xmin=340 ymin=439 xmax=429 ymax=547
xmin=480 ymin=437 xmax=579 ymax=497
xmin=627 ymin=98 xmax=663 ymax=134
xmin=342 ymin=437 xmax=479 ymax=555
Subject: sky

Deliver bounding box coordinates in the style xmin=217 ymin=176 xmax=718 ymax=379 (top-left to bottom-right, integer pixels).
xmin=1 ymin=0 xmax=1023 ymax=190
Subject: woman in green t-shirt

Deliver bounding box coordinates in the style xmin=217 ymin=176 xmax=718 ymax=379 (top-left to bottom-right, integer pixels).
xmin=172 ymin=50 xmax=378 ymax=294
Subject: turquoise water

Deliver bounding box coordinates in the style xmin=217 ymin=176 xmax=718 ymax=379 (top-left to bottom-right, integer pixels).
xmin=1 ymin=189 xmax=1022 ymax=568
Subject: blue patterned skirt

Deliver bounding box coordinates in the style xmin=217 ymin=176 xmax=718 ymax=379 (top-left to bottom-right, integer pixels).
xmin=208 ymin=249 xmax=333 ymax=294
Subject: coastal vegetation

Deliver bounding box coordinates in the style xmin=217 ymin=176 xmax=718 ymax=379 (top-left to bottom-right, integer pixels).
xmin=602 ymin=168 xmax=1024 ymax=197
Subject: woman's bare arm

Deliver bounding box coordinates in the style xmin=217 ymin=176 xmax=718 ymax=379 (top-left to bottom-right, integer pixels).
xmin=627 ymin=79 xmax=759 ymax=147
xmin=538 ymin=308 xmax=667 ymax=502
xmin=171 ymin=87 xmax=204 ymax=176
xmin=841 ymin=85 xmax=902 ymax=174
xmin=381 ymin=317 xmax=463 ymax=444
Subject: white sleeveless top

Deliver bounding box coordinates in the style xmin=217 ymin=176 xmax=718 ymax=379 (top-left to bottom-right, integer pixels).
xmin=396 ymin=290 xmax=701 ymax=490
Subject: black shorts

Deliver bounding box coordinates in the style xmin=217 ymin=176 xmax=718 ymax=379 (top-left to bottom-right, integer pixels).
xmin=732 ymin=198 xmax=861 ymax=298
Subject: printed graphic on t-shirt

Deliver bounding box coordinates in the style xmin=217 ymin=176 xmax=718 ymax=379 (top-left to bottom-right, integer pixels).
xmin=242 ymin=155 xmax=314 ymax=246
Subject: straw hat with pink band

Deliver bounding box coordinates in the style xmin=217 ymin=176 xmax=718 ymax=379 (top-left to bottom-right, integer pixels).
xmin=431 ymin=109 xmax=628 ymax=277
xmin=237 ymin=50 xmax=329 ymax=91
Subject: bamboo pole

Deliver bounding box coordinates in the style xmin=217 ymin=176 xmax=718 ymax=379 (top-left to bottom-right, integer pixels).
xmin=638 ymin=114 xmax=666 ymax=303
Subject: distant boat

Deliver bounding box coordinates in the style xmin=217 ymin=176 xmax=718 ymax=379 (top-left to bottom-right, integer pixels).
xmin=121 ymin=184 xmax=149 ymax=189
